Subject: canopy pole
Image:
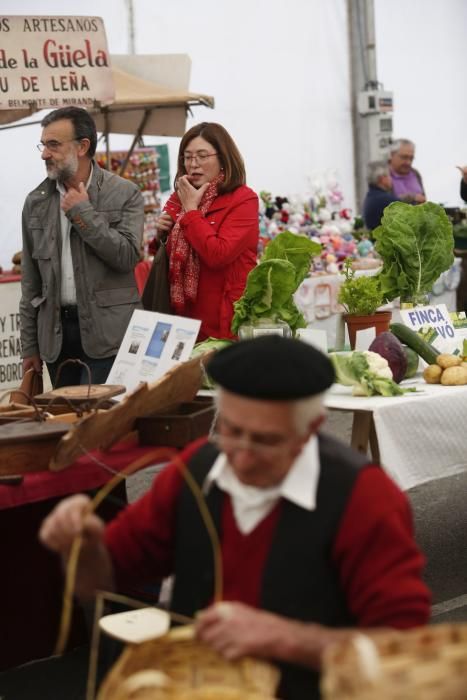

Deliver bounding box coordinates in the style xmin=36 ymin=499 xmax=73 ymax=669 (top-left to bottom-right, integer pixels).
xmin=119 ymin=108 xmax=151 ymax=176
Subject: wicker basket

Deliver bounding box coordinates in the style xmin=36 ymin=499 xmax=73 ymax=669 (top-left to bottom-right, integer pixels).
xmin=98 ymin=625 xmax=280 ymax=700
xmin=321 ymin=623 xmax=467 ymax=699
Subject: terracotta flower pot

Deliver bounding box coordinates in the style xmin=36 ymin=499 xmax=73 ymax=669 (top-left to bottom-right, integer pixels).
xmin=343 ymin=310 xmax=392 ymax=350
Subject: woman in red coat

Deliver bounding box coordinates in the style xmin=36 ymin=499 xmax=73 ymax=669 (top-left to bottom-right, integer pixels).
xmin=155 ymin=122 xmax=259 ymax=340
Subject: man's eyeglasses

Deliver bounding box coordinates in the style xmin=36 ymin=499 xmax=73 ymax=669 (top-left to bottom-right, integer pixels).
xmin=209 ymin=430 xmax=298 ymax=458
xmin=37 ymin=139 xmax=81 ymax=153
xmin=182 ymin=151 xmax=218 ymax=165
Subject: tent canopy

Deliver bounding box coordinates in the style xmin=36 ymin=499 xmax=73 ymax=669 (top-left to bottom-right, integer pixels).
xmin=90 ymin=64 xmax=214 ymax=138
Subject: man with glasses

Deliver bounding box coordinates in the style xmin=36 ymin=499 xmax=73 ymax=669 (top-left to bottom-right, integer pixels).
xmin=40 ymin=336 xmax=430 ymax=699
xmin=20 ymin=106 xmax=144 ymax=387
xmin=388 ymin=138 xmax=426 ymax=204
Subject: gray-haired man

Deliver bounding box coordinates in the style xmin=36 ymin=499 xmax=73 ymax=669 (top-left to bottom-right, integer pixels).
xmin=362 ymin=160 xmax=399 ymax=229
xmin=389 ymin=138 xmax=426 ymax=203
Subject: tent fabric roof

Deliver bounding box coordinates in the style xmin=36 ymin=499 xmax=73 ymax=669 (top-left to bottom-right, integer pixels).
xmin=109 ymin=66 xmax=214 ymax=108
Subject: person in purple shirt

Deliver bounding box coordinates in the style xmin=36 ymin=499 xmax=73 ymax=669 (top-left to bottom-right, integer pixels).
xmin=362 ymin=161 xmax=399 ymax=230
xmin=389 ymin=139 xmax=426 ymax=204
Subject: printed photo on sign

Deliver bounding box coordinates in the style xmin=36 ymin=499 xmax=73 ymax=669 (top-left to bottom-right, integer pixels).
xmin=145 ymin=322 xmax=172 ymax=359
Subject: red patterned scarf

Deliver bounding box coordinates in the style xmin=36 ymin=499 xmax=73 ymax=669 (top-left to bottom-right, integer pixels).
xmin=169 ymin=172 xmax=224 ymax=312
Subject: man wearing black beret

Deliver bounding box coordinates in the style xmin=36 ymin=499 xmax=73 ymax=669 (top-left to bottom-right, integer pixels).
xmin=41 ymin=336 xmax=430 ymax=700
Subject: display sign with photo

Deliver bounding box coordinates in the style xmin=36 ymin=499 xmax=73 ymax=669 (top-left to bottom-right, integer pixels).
xmin=106 ymin=310 xmax=201 ymax=398
xmin=0 ymin=15 xmax=114 ymax=110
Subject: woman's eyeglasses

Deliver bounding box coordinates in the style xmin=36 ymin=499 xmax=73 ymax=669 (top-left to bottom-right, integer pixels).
xmin=182 ymin=151 xmax=218 ymax=165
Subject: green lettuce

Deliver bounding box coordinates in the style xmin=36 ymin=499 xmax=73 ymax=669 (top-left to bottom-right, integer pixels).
xmin=231 ymin=231 xmax=321 ymax=334
xmin=373 ymin=201 xmax=454 ymax=302
xmin=261 ymin=230 xmax=321 ymax=283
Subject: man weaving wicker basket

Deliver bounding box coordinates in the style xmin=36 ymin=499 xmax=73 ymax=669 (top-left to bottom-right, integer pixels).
xmin=40 ymin=336 xmax=430 ymax=699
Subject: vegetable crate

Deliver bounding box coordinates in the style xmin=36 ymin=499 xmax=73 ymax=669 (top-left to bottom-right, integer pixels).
xmin=321 ymin=623 xmax=467 ymax=699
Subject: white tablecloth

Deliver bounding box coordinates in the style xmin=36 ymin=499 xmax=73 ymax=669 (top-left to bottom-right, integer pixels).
xmin=325 ymin=379 xmax=467 ymax=490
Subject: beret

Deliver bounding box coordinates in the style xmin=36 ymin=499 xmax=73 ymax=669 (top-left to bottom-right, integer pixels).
xmin=206 ymin=335 xmax=335 ymax=400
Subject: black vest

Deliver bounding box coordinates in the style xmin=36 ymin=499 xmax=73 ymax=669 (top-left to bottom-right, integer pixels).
xmin=171 ymin=433 xmax=368 ymax=700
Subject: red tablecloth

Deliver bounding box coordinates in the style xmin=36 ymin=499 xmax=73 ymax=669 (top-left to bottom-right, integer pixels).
xmin=0 ymin=440 xmax=165 ymax=510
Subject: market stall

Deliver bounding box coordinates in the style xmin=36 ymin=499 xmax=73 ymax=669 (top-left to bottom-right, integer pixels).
xmin=294 ymin=264 xmax=461 ymax=349
xmin=259 ymin=182 xmax=462 ymax=348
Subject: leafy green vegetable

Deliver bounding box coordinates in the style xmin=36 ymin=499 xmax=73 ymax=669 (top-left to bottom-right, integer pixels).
xmin=231 ymin=231 xmax=321 ymax=334
xmin=190 ymin=337 xmax=234 ymax=358
xmin=261 ymin=231 xmax=321 ymax=283
xmin=372 ymin=201 xmax=454 ymax=303
xmin=329 ymin=350 xmax=416 ymax=397
xmin=190 ymin=337 xmax=234 ymax=389
xmin=338 ymin=258 xmax=384 ymax=315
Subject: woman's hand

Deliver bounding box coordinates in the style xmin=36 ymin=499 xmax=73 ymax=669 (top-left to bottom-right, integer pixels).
xmin=155 ymin=213 xmax=174 ymax=241
xmin=176 ymin=175 xmax=209 ymax=212
xmin=456 ymin=165 xmax=467 ymax=183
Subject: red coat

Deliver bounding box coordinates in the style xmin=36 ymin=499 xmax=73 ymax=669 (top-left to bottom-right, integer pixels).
xmin=164 ymin=185 xmax=259 ymax=340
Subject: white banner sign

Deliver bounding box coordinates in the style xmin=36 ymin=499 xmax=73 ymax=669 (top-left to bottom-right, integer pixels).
xmin=0 ymin=15 xmax=114 ymax=110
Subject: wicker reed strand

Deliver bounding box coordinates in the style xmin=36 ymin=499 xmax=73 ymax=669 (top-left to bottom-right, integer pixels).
xmin=54 ymin=446 xmax=224 ymax=658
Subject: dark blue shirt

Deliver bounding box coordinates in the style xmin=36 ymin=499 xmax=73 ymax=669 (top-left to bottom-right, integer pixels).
xmin=362 ymin=185 xmax=399 ymax=230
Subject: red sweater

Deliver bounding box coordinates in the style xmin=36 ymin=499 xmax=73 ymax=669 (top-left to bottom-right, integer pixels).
xmin=105 ymin=439 xmax=430 ymax=629
xmin=164 ymin=186 xmax=259 ymax=340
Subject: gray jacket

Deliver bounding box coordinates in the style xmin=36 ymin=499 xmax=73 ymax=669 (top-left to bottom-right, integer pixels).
xmin=20 ymin=162 xmax=144 ymax=362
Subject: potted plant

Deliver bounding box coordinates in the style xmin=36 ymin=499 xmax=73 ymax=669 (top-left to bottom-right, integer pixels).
xmin=373 ymin=201 xmax=454 ymax=307
xmin=338 ymin=258 xmax=391 ymax=349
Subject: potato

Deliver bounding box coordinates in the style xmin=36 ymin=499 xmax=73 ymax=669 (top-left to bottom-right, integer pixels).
xmin=423 ymin=364 xmax=443 ymax=383
xmin=440 ymin=366 xmax=467 ymax=385
xmin=436 ymin=354 xmax=462 ymax=369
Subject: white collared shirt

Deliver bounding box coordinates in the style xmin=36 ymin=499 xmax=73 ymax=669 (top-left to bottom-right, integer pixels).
xmin=56 ymin=165 xmax=93 ymax=305
xmin=204 ymin=435 xmax=321 ymax=534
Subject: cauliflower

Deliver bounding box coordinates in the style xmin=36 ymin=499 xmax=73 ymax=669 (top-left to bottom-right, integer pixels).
xmin=330 ymin=350 xmax=411 ymax=397
xmin=363 ymin=351 xmax=393 ymax=379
